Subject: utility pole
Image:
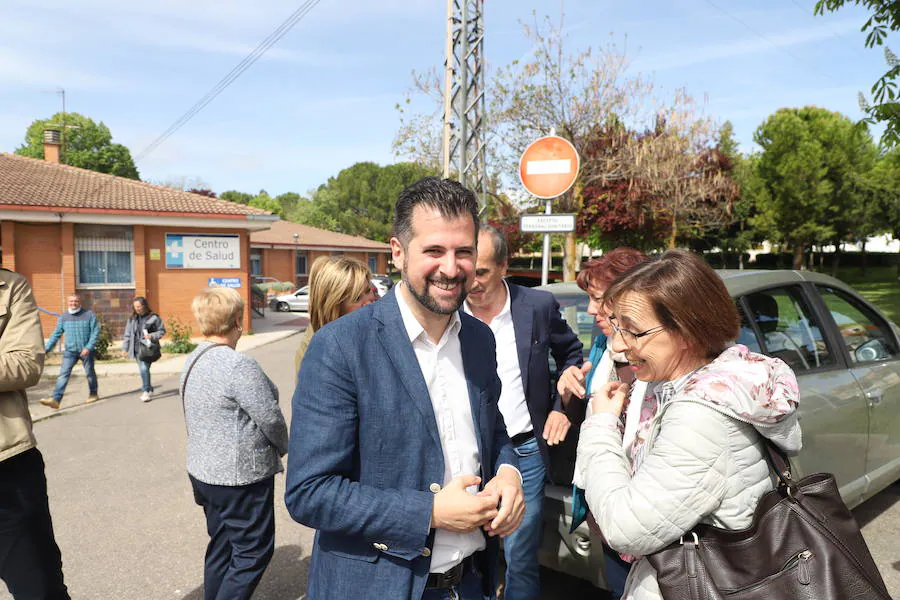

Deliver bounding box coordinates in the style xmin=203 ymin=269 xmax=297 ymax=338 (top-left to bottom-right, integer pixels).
xmin=442 ymin=0 xmax=487 ymax=211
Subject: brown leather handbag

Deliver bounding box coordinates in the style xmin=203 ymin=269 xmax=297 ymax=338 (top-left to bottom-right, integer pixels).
xmin=646 ymin=441 xmax=892 ymax=600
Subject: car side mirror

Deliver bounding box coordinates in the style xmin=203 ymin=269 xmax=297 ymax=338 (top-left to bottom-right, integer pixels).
xmin=855 ymin=339 xmax=888 ymax=362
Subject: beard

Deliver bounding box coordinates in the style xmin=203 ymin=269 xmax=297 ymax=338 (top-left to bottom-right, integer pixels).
xmin=402 ymin=261 xmax=468 ymax=315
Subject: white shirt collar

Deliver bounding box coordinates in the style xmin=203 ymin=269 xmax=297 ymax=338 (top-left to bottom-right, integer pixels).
xmin=395 ymin=283 xmax=462 ymax=344
xmin=463 ymin=280 xmax=511 ymax=320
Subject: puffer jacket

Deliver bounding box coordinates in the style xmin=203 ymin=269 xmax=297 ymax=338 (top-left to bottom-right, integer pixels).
xmin=578 ymin=345 xmax=802 ymax=600
xmin=0 ymin=270 xmax=45 ymax=462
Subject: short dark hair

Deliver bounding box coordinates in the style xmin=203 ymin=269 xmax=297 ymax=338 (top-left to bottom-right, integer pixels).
xmin=576 ymin=247 xmax=648 ymax=292
xmin=478 ymin=224 xmax=508 ymax=265
xmin=392 ymin=177 xmax=480 ymax=247
xmin=604 ymin=249 xmax=739 ymax=358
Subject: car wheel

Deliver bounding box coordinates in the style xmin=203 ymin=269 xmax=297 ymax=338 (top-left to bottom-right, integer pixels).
xmin=277 ymin=301 xmax=291 ymax=312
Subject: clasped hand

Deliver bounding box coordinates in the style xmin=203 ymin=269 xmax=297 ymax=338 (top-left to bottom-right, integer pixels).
xmin=431 ymin=471 xmax=525 ymax=538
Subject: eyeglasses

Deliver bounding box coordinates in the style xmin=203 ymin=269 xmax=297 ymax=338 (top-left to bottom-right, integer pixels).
xmin=608 ymin=316 xmax=665 ymax=344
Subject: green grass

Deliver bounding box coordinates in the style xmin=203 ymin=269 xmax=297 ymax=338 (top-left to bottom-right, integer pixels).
xmin=852 ymin=282 xmax=900 ymax=324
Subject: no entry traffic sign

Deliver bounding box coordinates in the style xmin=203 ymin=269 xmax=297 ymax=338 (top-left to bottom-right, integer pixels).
xmin=518 ymin=135 xmax=579 ymax=199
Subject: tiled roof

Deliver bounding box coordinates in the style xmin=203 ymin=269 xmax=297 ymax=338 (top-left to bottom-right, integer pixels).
xmin=251 ymin=219 xmax=390 ymax=251
xmin=0 ymin=153 xmax=271 ymax=217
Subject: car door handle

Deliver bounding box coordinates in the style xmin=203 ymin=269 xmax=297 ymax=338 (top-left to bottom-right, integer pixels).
xmin=866 ymin=389 xmax=883 ymax=407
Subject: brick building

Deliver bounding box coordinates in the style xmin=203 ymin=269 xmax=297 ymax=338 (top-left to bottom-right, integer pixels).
xmin=0 ymin=152 xmax=277 ymax=338
xmin=249 ymin=219 xmax=391 ymax=287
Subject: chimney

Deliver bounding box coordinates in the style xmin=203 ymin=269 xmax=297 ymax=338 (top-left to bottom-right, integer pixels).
xmin=42 ymin=129 xmax=62 ymax=163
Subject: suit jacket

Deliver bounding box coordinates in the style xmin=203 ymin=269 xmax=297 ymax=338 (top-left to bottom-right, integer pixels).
xmin=507 ymin=283 xmax=583 ymax=476
xmin=285 ymin=288 xmax=517 ymax=600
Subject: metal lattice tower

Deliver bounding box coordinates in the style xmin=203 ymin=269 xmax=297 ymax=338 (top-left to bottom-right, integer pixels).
xmin=442 ymin=0 xmax=487 ymax=210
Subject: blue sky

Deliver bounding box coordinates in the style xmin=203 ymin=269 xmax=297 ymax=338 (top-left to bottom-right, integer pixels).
xmin=0 ymin=0 xmax=883 ymax=197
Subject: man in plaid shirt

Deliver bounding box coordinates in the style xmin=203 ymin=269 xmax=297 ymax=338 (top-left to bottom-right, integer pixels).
xmin=39 ymin=294 xmax=100 ymax=409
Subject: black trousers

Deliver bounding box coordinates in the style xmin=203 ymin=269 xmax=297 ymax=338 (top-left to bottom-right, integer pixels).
xmin=0 ymin=448 xmax=69 ymax=600
xmin=189 ymin=474 xmax=275 ymax=600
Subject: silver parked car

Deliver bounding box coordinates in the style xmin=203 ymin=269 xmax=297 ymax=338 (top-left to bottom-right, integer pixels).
xmin=272 ymin=285 xmax=309 ymax=312
xmin=538 ymin=270 xmax=900 ymax=589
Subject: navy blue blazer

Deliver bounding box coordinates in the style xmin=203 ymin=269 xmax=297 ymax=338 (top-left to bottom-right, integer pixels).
xmin=505 ymin=283 xmax=583 ymax=476
xmin=285 ymin=288 xmax=517 ymax=600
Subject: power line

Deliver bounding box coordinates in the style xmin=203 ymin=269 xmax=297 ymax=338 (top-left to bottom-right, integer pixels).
xmin=77 ymin=1 xmax=322 ymax=203
xmin=134 ymin=0 xmax=322 ymax=163
xmin=700 ymin=0 xmax=842 ymax=85
xmin=787 ymin=0 xmax=871 ymax=58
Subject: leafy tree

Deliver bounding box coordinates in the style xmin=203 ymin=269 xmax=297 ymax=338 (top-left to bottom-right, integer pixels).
xmin=578 ymin=123 xmax=670 ymax=251
xmin=299 ymin=162 xmax=438 ymax=242
xmin=220 ymin=190 xmax=254 ymax=205
xmin=864 ymin=148 xmax=900 ymax=276
xmin=699 ymin=122 xmax=763 ymax=267
xmin=15 ymin=112 xmax=140 ymax=179
xmin=814 ymin=1 xmax=900 ymax=146
xmin=249 ymin=191 xmax=284 ymax=217
xmin=491 ymin=14 xmax=653 ymax=280
xmin=752 ymin=107 xmax=876 ymax=270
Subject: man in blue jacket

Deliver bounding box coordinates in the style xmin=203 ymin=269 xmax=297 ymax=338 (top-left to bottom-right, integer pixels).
xmin=39 ymin=294 xmax=100 ymax=409
xmin=464 ymin=225 xmax=583 ymax=600
xmin=286 ymin=177 xmax=524 ymax=600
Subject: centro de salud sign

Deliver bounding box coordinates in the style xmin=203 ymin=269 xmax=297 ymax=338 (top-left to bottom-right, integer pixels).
xmin=166 ymin=233 xmax=241 ymax=269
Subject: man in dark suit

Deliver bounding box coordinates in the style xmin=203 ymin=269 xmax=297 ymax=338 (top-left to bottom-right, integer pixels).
xmin=286 ymin=178 xmax=525 ymax=600
xmin=464 ymin=226 xmax=583 ymax=600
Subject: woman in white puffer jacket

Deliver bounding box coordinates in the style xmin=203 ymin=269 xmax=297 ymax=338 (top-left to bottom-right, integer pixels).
xmin=576 ymin=249 xmax=802 ymax=600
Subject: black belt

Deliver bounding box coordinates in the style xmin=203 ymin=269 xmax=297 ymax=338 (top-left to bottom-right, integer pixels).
xmin=425 ymin=555 xmax=474 ymax=589
xmin=510 ymin=430 xmax=535 ymax=446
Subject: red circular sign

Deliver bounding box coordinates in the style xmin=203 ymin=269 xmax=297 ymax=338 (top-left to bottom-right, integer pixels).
xmin=518 ymin=135 xmax=579 ymax=199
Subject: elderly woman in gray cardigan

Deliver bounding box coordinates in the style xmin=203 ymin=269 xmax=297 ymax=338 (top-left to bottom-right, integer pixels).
xmin=180 ymin=287 xmax=288 ymax=600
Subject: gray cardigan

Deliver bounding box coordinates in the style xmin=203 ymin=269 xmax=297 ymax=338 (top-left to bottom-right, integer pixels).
xmin=180 ymin=342 xmax=288 ymax=486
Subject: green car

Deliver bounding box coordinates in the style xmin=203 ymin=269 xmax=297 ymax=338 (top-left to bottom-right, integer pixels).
xmin=538 ymin=270 xmax=900 ymax=589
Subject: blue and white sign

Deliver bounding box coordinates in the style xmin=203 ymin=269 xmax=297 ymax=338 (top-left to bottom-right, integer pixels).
xmin=208 ymin=277 xmax=242 ymax=289
xmin=166 ymin=234 xmax=241 ymax=269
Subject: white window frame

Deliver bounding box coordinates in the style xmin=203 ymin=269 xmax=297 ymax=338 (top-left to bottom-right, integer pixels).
xmin=74 ymin=225 xmax=135 ymax=289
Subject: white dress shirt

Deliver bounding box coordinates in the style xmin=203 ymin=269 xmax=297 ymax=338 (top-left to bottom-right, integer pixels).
xmin=464 ymin=281 xmax=533 ymax=438
xmin=395 ymin=287 xmax=485 ymax=573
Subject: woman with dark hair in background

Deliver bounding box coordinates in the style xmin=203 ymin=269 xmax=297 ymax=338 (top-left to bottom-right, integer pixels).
xmin=577 ymin=249 xmax=801 ymax=600
xmin=122 ymin=296 xmax=166 ymax=402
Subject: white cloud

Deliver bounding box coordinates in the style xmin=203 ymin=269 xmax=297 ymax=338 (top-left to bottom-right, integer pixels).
xmin=0 ymin=52 xmax=122 ymax=90
xmin=632 ymin=19 xmax=862 ymax=73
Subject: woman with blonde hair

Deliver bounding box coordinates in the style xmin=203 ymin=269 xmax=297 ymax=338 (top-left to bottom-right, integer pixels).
xmin=180 ymin=287 xmax=288 ymax=600
xmin=294 ymin=256 xmax=377 ymax=371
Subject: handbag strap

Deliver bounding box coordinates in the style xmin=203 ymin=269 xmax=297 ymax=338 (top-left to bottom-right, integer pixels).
xmin=761 ymin=436 xmax=795 ymax=489
xmin=180 ymin=343 xmax=227 ymax=422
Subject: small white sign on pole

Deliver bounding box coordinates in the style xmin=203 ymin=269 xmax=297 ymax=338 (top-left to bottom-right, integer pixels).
xmin=520 ymin=213 xmax=576 ymax=234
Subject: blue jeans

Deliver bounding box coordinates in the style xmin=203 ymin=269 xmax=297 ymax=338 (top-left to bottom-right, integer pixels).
xmin=501 ymin=436 xmax=544 ymax=600
xmin=52 ymin=351 xmax=97 ymax=402
xmin=136 ymin=359 xmax=153 ymax=392
xmin=422 ymin=559 xmax=490 ymax=600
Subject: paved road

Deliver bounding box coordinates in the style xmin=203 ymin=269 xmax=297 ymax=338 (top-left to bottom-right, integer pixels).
xmin=4 ymin=334 xmax=898 ymax=599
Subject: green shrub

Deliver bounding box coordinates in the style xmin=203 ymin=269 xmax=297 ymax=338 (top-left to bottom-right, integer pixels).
xmin=163 ymin=316 xmax=197 ymax=354
xmin=93 ymin=314 xmax=113 ymax=360
xmin=253 ymin=281 xmax=295 ymax=294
